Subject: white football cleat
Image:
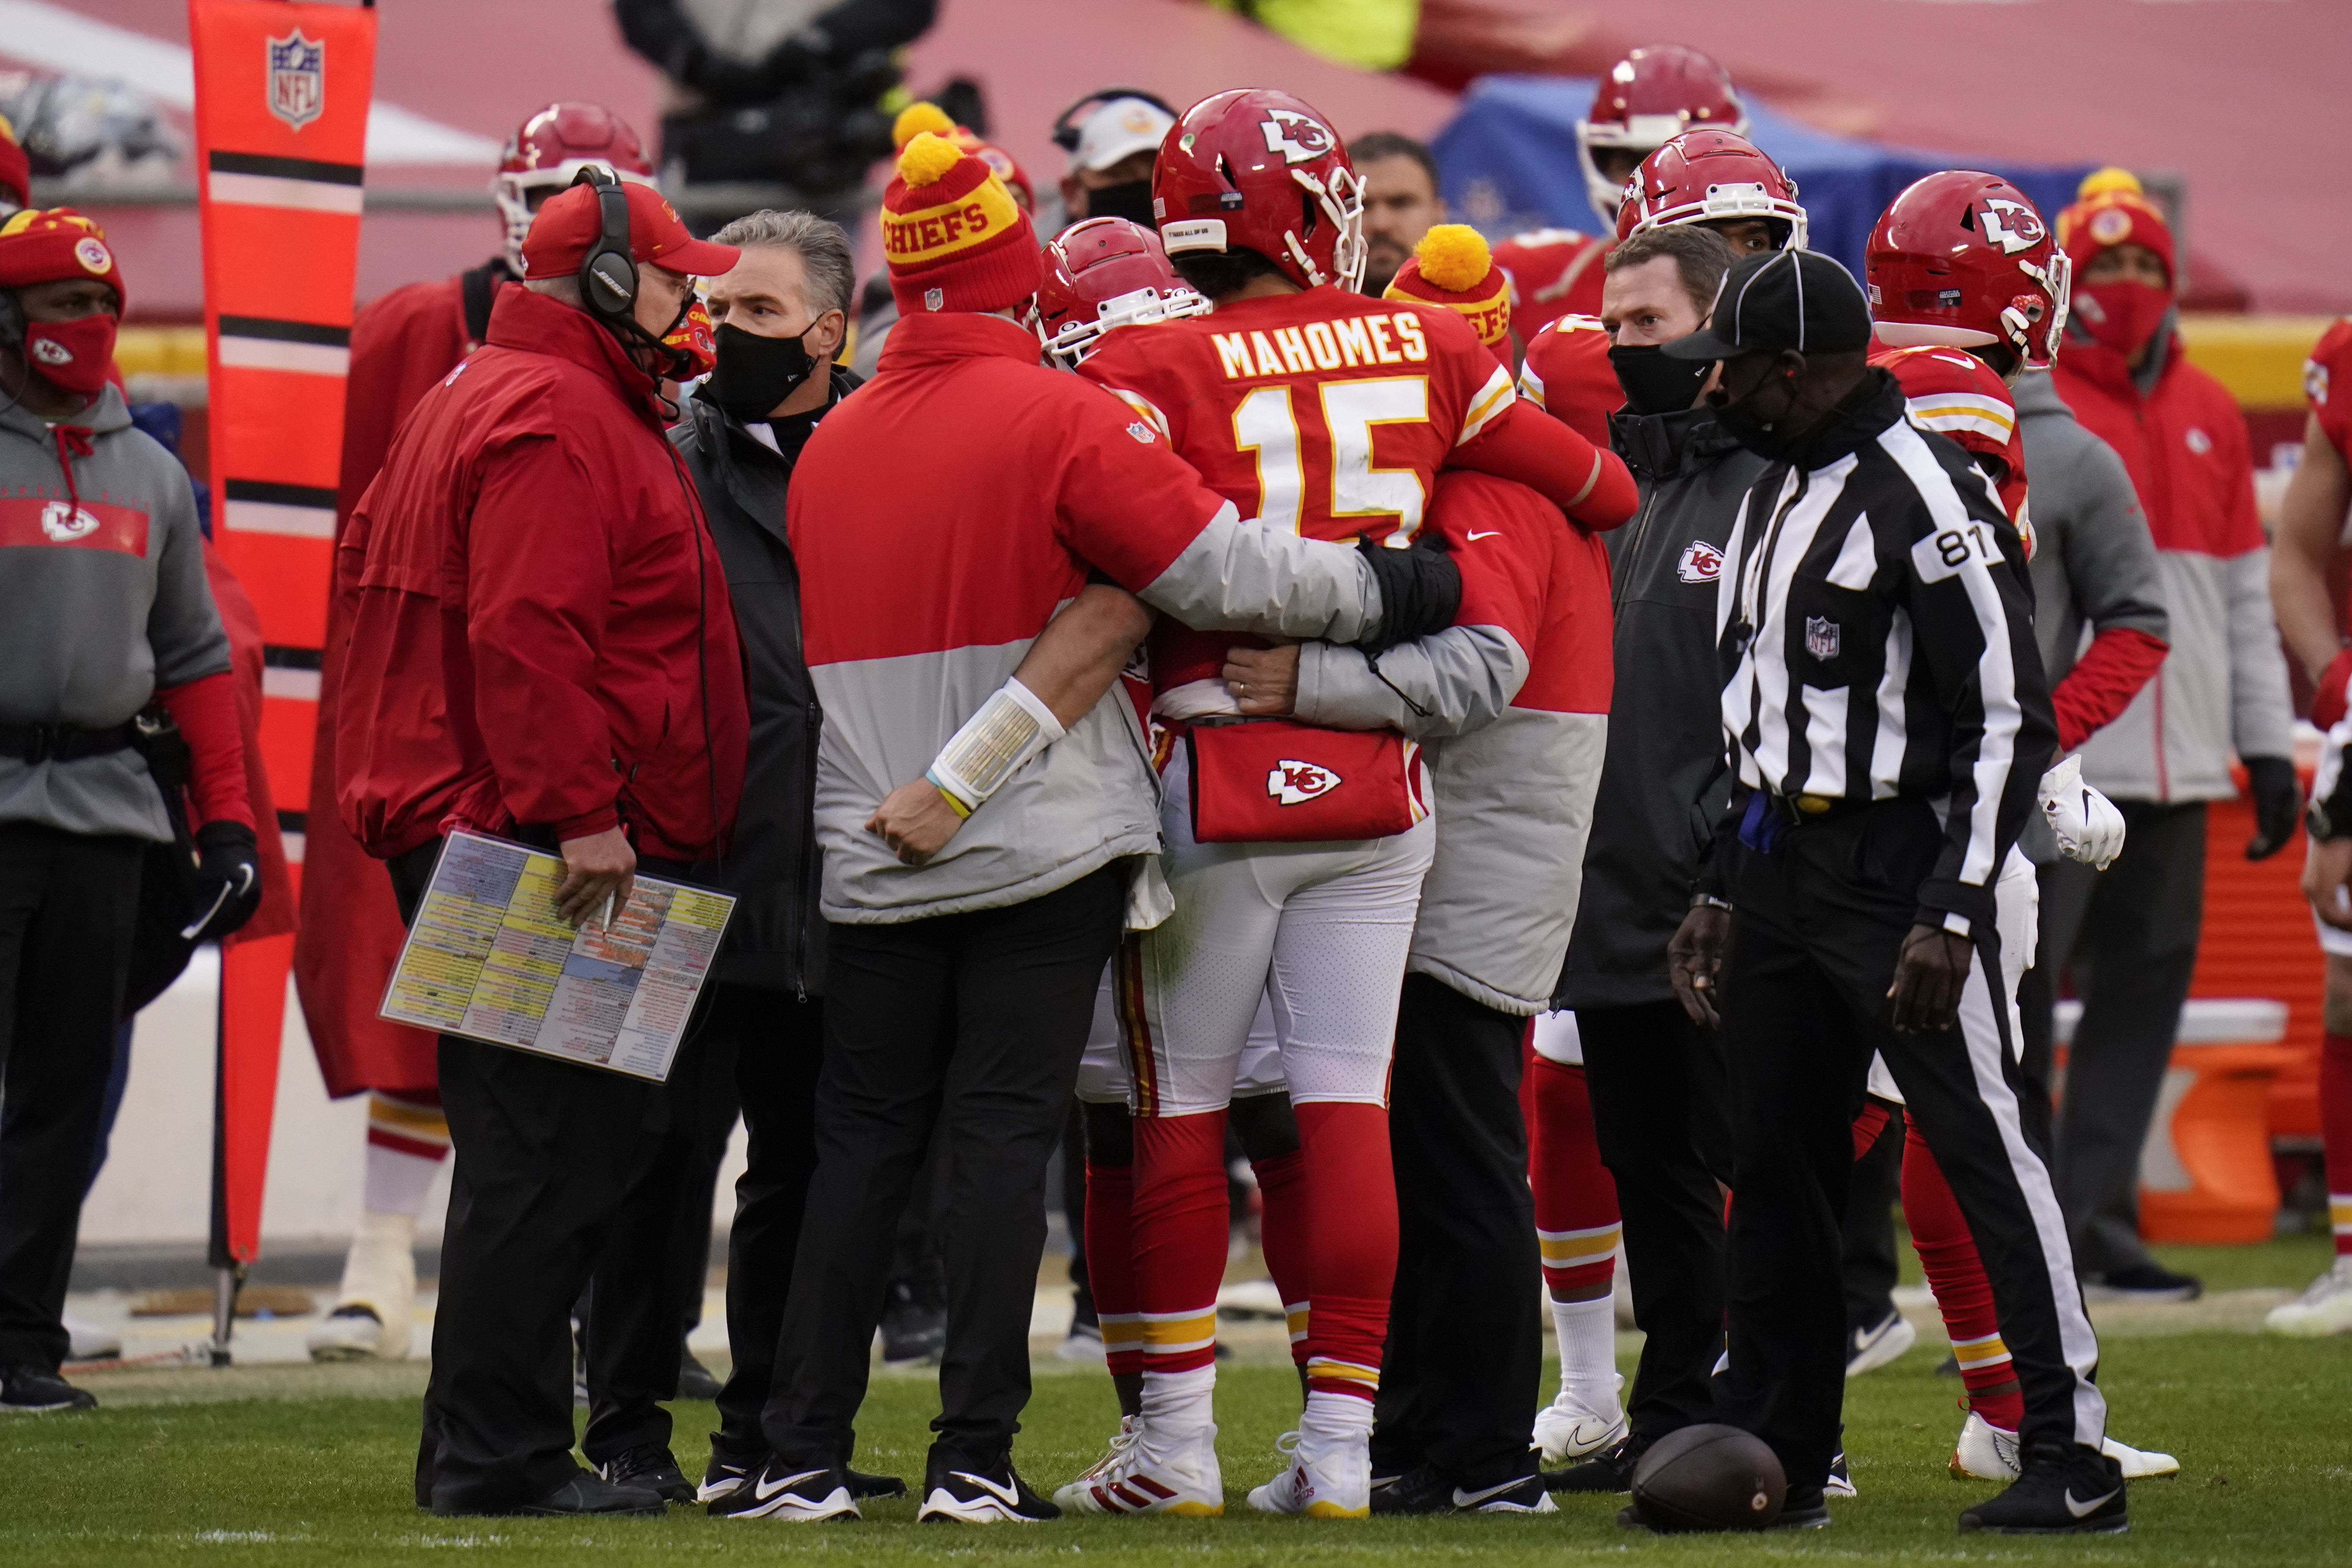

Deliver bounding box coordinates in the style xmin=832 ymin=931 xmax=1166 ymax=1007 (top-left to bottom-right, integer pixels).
xmin=1950 ymin=1411 xmax=2179 ymax=1481
xmin=1247 ymin=1427 xmax=1370 ymax=1518
xmin=308 ymin=1209 xmax=416 ymax=1362
xmin=2265 ymin=1260 xmax=2352 ymax=1337
xmin=1056 ymin=1420 xmax=1222 ymax=1516
xmin=1534 ymin=1375 xmax=1629 ymax=1466
xmin=63 ymin=1313 xmax=120 ymax=1363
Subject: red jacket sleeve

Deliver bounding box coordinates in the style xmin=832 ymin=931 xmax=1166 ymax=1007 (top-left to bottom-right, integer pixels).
xmin=1451 ymin=396 xmax=1639 ymax=529
xmin=463 ymin=434 xmax=622 ymax=841
xmin=2053 ymin=626 xmax=2170 ymax=754
xmin=153 ymin=669 xmax=253 ymax=831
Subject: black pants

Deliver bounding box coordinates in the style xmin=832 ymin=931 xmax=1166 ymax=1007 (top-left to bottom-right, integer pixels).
xmin=709 ymin=982 xmax=826 ymax=1452
xmin=1718 ymin=799 xmax=2103 ymax=1491
xmin=761 ymin=865 xmax=1123 ymax=1469
xmin=1373 ymin=974 xmax=1540 ymax=1489
xmin=1577 ymin=998 xmax=1730 ymax=1442
xmin=391 ymin=840 xmax=714 ymax=1510
xmin=2038 ymin=801 xmax=2206 ymax=1277
xmin=0 ymin=825 xmax=140 ymax=1372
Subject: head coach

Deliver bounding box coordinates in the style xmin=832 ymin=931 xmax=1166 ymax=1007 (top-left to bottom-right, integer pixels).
xmin=723 ymin=132 xmax=1461 ymax=1525
xmin=334 ymin=171 xmax=747 ymax=1518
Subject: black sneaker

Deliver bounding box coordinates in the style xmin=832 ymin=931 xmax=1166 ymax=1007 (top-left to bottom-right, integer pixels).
xmin=707 ymin=1457 xmax=859 ymax=1521
xmin=846 ymin=1465 xmax=909 ymax=1500
xmin=917 ymin=1450 xmax=1059 ymax=1523
xmin=2082 ymin=1263 xmax=2201 ymax=1303
xmin=1543 ymin=1432 xmax=1644 ymax=1493
xmin=467 ymin=1472 xmax=663 ymax=1518
xmin=1772 ymin=1486 xmax=1832 ymax=1530
xmin=599 ymin=1443 xmax=695 ymax=1502
xmin=1960 ymin=1442 xmax=2127 ymax=1535
xmin=678 ymin=1348 xmax=723 ymax=1401
xmin=1825 ymin=1447 xmax=1856 ymax=1498
xmin=700 ymin=1434 xmax=763 ymax=1504
xmin=1372 ymin=1464 xmax=1556 ymax=1514
xmin=880 ymin=1282 xmax=947 ymax=1366
xmin=0 ymin=1365 xmax=96 ymax=1413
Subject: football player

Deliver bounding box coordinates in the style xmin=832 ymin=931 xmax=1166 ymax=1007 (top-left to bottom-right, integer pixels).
xmin=1066 ymin=88 xmax=1635 ymax=1519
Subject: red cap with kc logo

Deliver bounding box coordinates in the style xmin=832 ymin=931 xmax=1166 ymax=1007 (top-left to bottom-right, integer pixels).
xmin=0 ymin=208 xmax=125 ymax=311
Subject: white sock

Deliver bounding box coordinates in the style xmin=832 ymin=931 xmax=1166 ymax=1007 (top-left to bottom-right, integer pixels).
xmin=1550 ymin=1293 xmax=1620 ymax=1407
xmin=1140 ymin=1365 xmax=1216 ymax=1452
xmin=1301 ymin=1388 xmax=1374 ymax=1443
xmin=336 ymin=1208 xmax=418 ymax=1315
xmin=361 ymin=1133 xmax=446 ymax=1216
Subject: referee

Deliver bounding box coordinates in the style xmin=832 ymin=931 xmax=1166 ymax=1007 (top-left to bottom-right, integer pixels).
xmin=1660 ymin=250 xmax=2120 ymax=1536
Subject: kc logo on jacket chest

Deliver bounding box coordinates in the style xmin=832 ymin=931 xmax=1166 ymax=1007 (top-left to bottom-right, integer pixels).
xmin=1806 ymin=616 xmax=1842 ymax=660
xmin=40 ymin=501 xmax=100 ymax=542
xmin=1677 ymin=539 xmax=1724 ymax=583
xmin=1268 ymin=760 xmax=1343 ymax=805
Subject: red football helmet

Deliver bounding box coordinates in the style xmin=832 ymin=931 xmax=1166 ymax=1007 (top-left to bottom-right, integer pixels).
xmin=1035 ymin=217 xmax=1210 ymax=368
xmin=1616 ymin=130 xmax=1807 ymax=251
xmin=493 ymin=103 xmax=655 ymax=274
xmin=1152 ymin=89 xmax=1364 ymax=292
xmin=1868 ymin=171 xmax=2070 ymax=372
xmin=1578 ymin=45 xmax=1747 ymax=225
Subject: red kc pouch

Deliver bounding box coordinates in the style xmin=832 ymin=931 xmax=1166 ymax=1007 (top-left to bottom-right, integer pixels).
xmin=1184 ymin=719 xmax=1427 ymax=844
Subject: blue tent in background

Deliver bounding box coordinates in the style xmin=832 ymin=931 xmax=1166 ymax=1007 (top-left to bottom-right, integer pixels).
xmin=1432 ymin=76 xmax=2091 ymax=286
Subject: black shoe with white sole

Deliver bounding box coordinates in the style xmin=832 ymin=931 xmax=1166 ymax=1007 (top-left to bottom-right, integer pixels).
xmin=701 ymin=1433 xmax=907 ymax=1505
xmin=2081 ymin=1263 xmax=2201 ymax=1304
xmin=918 ymin=1451 xmax=1059 ymax=1524
xmin=707 ymin=1457 xmax=860 ymax=1521
xmin=452 ymin=1472 xmax=664 ymax=1517
xmin=1542 ymin=1432 xmax=1643 ymax=1493
xmin=1372 ymin=1464 xmax=1555 ymax=1515
xmin=0 ymin=1365 xmax=95 ymax=1413
xmin=1960 ymin=1442 xmax=2127 ymax=1535
xmin=599 ymin=1443 xmax=695 ymax=1502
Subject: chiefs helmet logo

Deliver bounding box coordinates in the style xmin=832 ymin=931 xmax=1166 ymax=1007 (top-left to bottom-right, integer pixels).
xmin=1259 ymin=109 xmax=1335 ymax=166
xmin=40 ymin=501 xmax=100 ymax=542
xmin=1977 ymin=197 xmax=2046 ymax=256
xmin=1267 ymin=759 xmax=1343 ymax=805
xmin=1676 ymin=539 xmax=1724 ymax=583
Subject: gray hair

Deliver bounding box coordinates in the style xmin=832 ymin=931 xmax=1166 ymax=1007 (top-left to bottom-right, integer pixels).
xmin=712 ymin=209 xmax=856 ymax=320
xmin=525 ymin=273 xmax=582 ymax=305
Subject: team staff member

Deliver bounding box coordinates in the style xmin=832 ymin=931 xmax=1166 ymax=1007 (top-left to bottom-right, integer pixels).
xmin=1663 ymin=250 xmax=2117 ymax=1535
xmin=0 ymin=209 xmax=258 ymax=1413
xmin=728 ymin=132 xmax=1457 ymax=1526
xmin=337 ymin=174 xmax=747 ymax=1518
xmin=1349 ymin=131 xmax=1445 ymax=295
xmin=2046 ymin=170 xmax=2297 ymax=1302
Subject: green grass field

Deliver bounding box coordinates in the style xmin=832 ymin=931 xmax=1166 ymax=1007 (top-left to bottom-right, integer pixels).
xmin=9 ymin=1318 xmax=2349 ymax=1568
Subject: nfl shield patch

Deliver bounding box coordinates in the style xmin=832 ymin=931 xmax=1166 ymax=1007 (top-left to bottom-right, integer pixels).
xmin=267 ymin=30 xmax=325 ymax=131
xmin=1805 ymin=616 xmax=1841 ymax=660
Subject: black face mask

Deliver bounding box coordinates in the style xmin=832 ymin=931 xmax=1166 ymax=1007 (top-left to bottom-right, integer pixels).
xmin=1706 ymin=366 xmax=1804 ymax=461
xmin=710 ymin=320 xmax=819 ymax=420
xmin=1609 ymin=343 xmax=1712 ymax=416
xmin=1084 ymin=179 xmax=1157 ymax=228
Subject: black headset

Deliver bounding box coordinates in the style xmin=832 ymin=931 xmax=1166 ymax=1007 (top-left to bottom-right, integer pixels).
xmin=572 ymin=163 xmax=638 ymax=325
xmin=1049 ymin=88 xmax=1180 ymax=154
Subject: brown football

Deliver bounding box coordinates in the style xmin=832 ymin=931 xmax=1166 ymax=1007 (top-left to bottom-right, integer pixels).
xmin=1629 ymin=1423 xmax=1787 ymax=1532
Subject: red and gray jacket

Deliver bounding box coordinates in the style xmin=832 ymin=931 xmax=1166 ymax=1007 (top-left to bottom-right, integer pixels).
xmin=787 ymin=312 xmax=1391 ymax=924
xmin=2053 ymin=326 xmax=2291 ymax=801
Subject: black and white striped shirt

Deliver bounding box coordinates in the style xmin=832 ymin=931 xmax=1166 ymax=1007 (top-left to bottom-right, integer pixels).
xmin=1714 ymin=370 xmax=2056 ymax=937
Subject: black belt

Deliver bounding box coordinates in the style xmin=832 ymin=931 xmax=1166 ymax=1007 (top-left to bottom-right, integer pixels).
xmin=0 ymin=719 xmax=139 ymax=764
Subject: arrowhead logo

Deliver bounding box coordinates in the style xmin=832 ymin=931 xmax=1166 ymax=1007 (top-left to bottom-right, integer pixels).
xmin=1259 ymin=109 xmax=1336 ymax=165
xmin=1676 ymin=539 xmax=1724 ymax=583
xmin=40 ymin=500 xmax=99 ymax=542
xmin=1267 ymin=760 xmax=1343 ymax=805
xmin=1977 ymin=196 xmax=2047 ymax=255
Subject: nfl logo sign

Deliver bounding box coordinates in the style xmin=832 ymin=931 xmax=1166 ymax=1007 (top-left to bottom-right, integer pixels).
xmin=266 ymin=30 xmax=325 ymax=132
xmin=1805 ymin=616 xmax=1841 ymax=660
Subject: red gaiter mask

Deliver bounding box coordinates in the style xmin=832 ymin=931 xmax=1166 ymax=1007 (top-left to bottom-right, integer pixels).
xmin=2071 ymin=278 xmax=2168 ymax=361
xmin=23 ymin=314 xmax=119 ymax=396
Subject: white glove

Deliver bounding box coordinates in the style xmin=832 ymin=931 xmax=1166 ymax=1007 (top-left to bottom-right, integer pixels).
xmin=2039 ymin=754 xmax=2126 ymax=870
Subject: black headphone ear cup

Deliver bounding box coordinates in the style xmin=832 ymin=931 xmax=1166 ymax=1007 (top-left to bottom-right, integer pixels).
xmin=586 ymin=251 xmax=637 ymax=318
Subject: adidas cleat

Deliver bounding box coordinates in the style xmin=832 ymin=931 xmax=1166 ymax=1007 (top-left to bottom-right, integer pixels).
xmin=2266 ymin=1259 xmax=2352 ymax=1337
xmin=1056 ymin=1420 xmax=1221 ymax=1515
xmin=1247 ymin=1427 xmax=1371 ymax=1518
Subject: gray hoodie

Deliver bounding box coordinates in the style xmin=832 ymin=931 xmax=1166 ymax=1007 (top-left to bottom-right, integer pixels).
xmin=0 ymin=385 xmax=228 ymax=842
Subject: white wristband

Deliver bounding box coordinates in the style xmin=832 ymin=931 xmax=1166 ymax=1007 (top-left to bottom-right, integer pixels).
xmin=926 ymin=677 xmax=1066 ymax=817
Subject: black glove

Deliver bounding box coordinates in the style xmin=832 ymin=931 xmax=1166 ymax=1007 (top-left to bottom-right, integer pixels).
xmin=2244 ymin=754 xmax=2301 ymax=861
xmin=187 ymin=820 xmax=262 ymax=941
xmin=1352 ymin=535 xmax=1461 ymax=657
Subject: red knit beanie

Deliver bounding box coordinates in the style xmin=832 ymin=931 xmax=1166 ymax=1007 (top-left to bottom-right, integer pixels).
xmin=0 ymin=208 xmax=125 ymax=311
xmin=1383 ymin=225 xmax=1511 ymax=348
xmin=2056 ymin=168 xmax=2175 ymax=282
xmin=882 ymin=132 xmax=1042 ymax=316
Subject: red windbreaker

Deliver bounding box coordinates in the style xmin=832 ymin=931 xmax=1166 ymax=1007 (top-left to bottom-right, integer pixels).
xmin=335 ymin=288 xmax=748 ymax=862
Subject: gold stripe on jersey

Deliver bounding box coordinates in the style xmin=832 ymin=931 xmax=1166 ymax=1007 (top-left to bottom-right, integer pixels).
xmin=1457 ymin=363 xmax=1516 ymax=443
xmin=1285 ymin=1300 xmax=1310 ymax=1346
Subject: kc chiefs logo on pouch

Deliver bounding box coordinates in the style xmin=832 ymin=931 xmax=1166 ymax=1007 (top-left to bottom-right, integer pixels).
xmin=1267 ymin=759 xmax=1343 ymax=805
xmin=1677 ymin=539 xmax=1724 ymax=583
xmin=1260 ymin=109 xmax=1335 ymax=165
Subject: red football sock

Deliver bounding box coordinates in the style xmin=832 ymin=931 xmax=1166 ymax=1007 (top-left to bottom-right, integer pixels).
xmin=1294 ymin=1099 xmax=1397 ymax=1401
xmin=1528 ymin=1055 xmax=1619 ymax=1299
xmin=1250 ymin=1146 xmax=1311 ymax=1365
xmin=1902 ymin=1115 xmax=2022 ymax=1432
xmin=1851 ymin=1097 xmax=1896 ymax=1162
xmin=1131 ymin=1110 xmax=1230 ymax=1378
xmin=2323 ymin=1033 xmax=2352 ymax=1259
xmin=1084 ymin=1156 xmax=1142 ymax=1378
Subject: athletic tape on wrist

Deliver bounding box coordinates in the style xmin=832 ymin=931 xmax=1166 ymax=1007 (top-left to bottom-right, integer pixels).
xmin=926 ymin=677 xmax=1065 ymax=817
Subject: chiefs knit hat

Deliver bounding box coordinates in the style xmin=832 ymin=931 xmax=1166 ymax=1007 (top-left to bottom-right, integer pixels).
xmin=882 ymin=132 xmax=1042 ymax=316
xmin=893 ymin=101 xmax=1034 ymax=212
xmin=0 ymin=112 xmax=29 ymax=211
xmin=2056 ymin=167 xmax=2175 ymax=281
xmin=0 ymin=208 xmax=125 ymax=310
xmin=521 ymin=178 xmax=738 ymax=280
xmin=1383 ymin=224 xmax=1511 ymax=348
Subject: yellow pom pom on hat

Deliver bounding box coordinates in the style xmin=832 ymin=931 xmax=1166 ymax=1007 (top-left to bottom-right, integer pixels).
xmin=892 ymin=100 xmax=958 ymax=150
xmin=882 ymin=131 xmax=1042 ymax=315
xmin=1383 ymin=224 xmax=1510 ymax=347
xmin=2056 ymin=165 xmax=2174 ymax=278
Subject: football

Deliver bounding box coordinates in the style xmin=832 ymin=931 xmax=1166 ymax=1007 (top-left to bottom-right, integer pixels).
xmin=1629 ymin=1424 xmax=1787 ymax=1532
